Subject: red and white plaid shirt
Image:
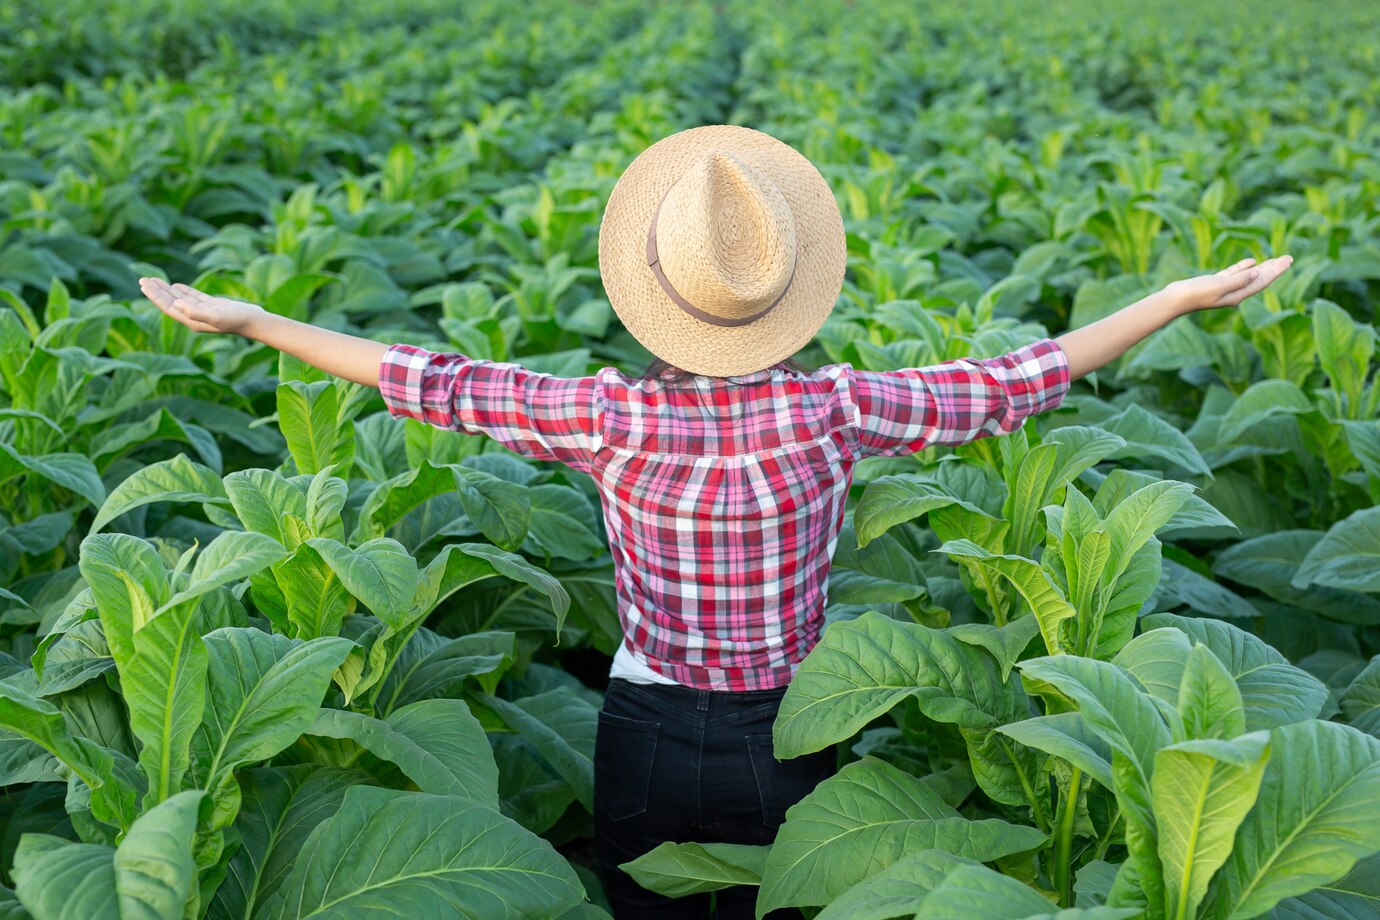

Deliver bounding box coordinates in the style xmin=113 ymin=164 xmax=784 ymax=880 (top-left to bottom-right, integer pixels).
xmin=378 ymin=337 xmax=1071 ymax=691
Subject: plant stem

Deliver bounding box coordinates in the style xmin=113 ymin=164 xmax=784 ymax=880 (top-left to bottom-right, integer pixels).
xmin=1053 ymin=766 xmax=1082 ymax=907
xmin=1093 ymin=806 xmax=1122 ymax=861
xmin=995 ymin=736 xmax=1048 ymax=833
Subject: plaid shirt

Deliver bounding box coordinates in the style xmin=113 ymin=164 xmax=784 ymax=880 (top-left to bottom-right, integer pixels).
xmin=378 ymin=337 xmax=1071 ymax=691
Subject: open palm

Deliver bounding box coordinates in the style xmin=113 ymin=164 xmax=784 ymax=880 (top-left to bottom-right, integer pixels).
xmin=139 ymin=277 xmax=264 ymax=335
xmin=1166 ymin=255 xmax=1293 ymax=314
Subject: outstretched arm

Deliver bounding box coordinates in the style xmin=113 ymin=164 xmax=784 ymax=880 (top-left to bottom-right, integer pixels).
xmin=1054 ymin=255 xmax=1293 ymax=381
xmin=139 ymin=278 xmax=389 ymax=387
xmin=849 ymin=254 xmax=1294 ymax=458
xmin=139 ymin=277 xmax=602 ymax=472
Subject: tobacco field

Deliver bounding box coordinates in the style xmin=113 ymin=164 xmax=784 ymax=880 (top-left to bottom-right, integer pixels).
xmin=1 ymin=0 xmax=1379 ymax=917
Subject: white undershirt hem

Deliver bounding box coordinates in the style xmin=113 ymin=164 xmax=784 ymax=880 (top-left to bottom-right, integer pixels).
xmin=608 ymin=642 xmax=682 ymax=685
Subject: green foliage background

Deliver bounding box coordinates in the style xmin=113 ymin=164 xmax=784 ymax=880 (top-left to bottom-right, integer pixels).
xmin=0 ymin=0 xmax=1378 ymax=918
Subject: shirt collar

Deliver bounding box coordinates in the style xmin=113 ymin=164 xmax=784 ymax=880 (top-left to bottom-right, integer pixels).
xmin=659 ymin=364 xmax=782 ymax=384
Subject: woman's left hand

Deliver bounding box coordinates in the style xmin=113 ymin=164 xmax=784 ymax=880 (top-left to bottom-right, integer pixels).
xmin=1163 ymin=255 xmax=1294 ymax=315
xmin=139 ymin=277 xmax=266 ymax=336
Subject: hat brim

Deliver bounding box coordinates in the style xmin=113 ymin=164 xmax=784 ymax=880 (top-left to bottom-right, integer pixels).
xmin=598 ymin=125 xmax=846 ymax=378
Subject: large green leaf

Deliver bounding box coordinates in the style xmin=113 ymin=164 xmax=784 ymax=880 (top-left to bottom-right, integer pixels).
xmin=12 ymin=790 xmax=204 ymax=920
xmin=271 ymin=544 xmax=351 ymax=641
xmin=1176 ymin=643 xmax=1246 ymax=741
xmin=1017 ymin=656 xmax=1170 ymax=830
xmin=351 ymin=460 xmax=530 ymax=551
xmin=1215 ymin=531 xmax=1380 ymax=625
xmin=1086 ymin=468 xmax=1238 ymax=541
xmin=1210 ymin=720 xmax=1380 ymax=919
xmin=947 ymin=616 xmax=1042 ymax=682
xmin=89 ymin=407 xmax=221 ymax=472
xmin=349 ymin=543 xmax=565 ymax=710
xmin=1269 ymin=853 xmax=1380 ymax=919
xmin=305 ymin=700 xmax=499 ymax=808
xmin=755 ymin=756 xmax=1047 ymax=917
xmin=1217 ymin=380 xmax=1313 ymax=445
xmin=998 ymin=712 xmax=1113 ymax=791
xmin=77 ymin=534 xmax=167 ymax=662
xmin=479 ymin=687 xmax=598 ymax=811
xmin=10 ymin=837 xmax=115 ymax=919
xmin=1153 ymin=734 xmax=1271 ymax=920
xmin=854 ymin=475 xmax=990 ymax=548
xmin=304 ymin=538 xmax=416 ymax=626
xmin=304 ymin=468 xmax=348 ymax=541
xmin=255 ymin=786 xmax=584 ymax=919
xmin=1342 ymin=657 xmax=1380 ymax=737
xmin=448 ymin=543 xmax=571 ymax=637
xmin=0 ymin=680 xmax=139 ymax=829
xmin=194 ymin=630 xmax=353 ymax=787
xmin=774 ymin=611 xmax=927 ymax=758
xmin=208 ymin=767 xmax=366 ymax=920
xmin=277 ymin=380 xmax=347 ymax=476
xmin=1100 ymin=480 xmax=1195 ymax=585
xmin=525 ymin=484 xmax=604 ymax=561
xmin=1139 ymin=615 xmax=1329 ymax=730
xmin=0 ymin=729 xmax=60 ymax=785
xmin=819 ymin=846 xmax=1137 ymax=919
xmin=619 ymin=842 xmax=768 ymax=897
xmin=89 ymin=454 xmax=228 ymax=534
xmin=32 ymin=616 xmax=113 ymax=696
xmin=375 ymin=629 xmax=516 ymax=716
xmin=162 ymin=531 xmax=290 ymax=612
xmin=1102 ymin=404 xmax=1211 ymax=477
xmin=223 ymin=469 xmax=308 ymax=544
xmin=1312 ymin=298 xmax=1374 ymax=412
xmin=125 ymin=597 xmax=207 ymax=806
xmin=1042 ymin=428 xmax=1133 ymax=497
xmin=0 ymin=444 xmax=105 ymax=508
xmin=112 ymin=790 xmax=205 ymax=919
xmin=937 ymin=540 xmax=1076 ymax=656
xmin=815 ymin=849 xmax=979 ymax=920
xmin=774 ymin=613 xmax=1044 ymax=811
xmin=1003 ymin=441 xmax=1060 ymax=556
xmin=916 ymin=862 xmax=1141 ymax=919
xmin=1292 ymin=507 xmax=1380 ymax=593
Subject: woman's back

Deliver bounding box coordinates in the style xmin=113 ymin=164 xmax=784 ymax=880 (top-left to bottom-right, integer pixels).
xmin=377 ymin=337 xmax=1072 ymax=691
xmin=595 ymin=361 xmax=857 ymax=691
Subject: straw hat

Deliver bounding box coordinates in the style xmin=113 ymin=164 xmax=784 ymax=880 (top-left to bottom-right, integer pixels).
xmin=598 ymin=124 xmax=846 ymax=378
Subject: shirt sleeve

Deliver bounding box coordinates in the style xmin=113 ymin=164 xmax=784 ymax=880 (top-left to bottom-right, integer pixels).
xmin=847 ymin=336 xmax=1072 ymax=459
xmin=377 ymin=344 xmax=603 ymax=474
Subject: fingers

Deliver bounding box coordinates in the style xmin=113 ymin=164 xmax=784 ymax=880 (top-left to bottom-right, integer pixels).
xmin=1215 ymin=257 xmax=1257 ymax=276
xmin=171 ymin=282 xmax=212 ymax=304
xmin=1214 ymin=254 xmax=1293 ymax=306
xmin=138 ymin=277 xmax=216 ymax=332
xmin=1216 ymin=266 xmax=1260 ymax=296
xmin=139 ymin=277 xmax=182 ymax=317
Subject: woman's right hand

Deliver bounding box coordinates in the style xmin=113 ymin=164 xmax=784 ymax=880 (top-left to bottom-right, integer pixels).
xmin=139 ymin=277 xmax=265 ymax=336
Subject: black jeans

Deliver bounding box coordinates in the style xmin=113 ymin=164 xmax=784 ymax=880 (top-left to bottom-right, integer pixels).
xmin=593 ymin=676 xmax=838 ymax=919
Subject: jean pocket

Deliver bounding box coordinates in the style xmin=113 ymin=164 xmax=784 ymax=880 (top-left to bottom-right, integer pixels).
xmin=595 ymin=709 xmax=660 ymax=821
xmin=745 ymin=733 xmax=835 ymax=828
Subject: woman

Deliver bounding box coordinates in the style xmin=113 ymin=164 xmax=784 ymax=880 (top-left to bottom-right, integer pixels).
xmin=140 ymin=124 xmax=1291 ymax=919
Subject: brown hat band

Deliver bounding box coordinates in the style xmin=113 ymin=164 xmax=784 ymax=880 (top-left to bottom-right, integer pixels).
xmin=645 ymin=193 xmax=798 ymax=328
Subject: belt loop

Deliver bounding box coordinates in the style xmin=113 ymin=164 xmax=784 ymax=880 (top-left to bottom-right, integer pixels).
xmin=696 ymin=688 xmax=709 ymax=712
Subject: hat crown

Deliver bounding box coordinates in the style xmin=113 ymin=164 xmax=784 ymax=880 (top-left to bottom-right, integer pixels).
xmin=655 ymin=151 xmax=798 ymax=323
